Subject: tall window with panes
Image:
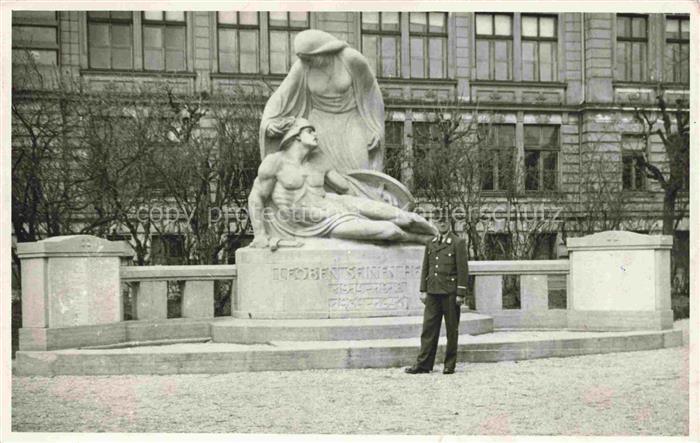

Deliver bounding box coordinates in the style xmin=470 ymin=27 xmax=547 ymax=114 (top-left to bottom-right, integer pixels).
xmin=621 ymin=134 xmax=646 ymax=191
xmin=479 ymin=124 xmax=515 ymax=192
xmin=665 ymin=16 xmax=689 ymax=84
xmin=409 ymin=12 xmax=447 ymax=79
xmin=269 ymin=12 xmax=309 ymax=74
xmin=217 ymin=12 xmax=259 ymax=73
xmin=12 ymin=11 xmax=59 ymax=65
xmin=521 ymin=15 xmax=557 ymax=82
xmin=412 ymin=122 xmax=440 ymax=190
xmin=524 ymin=125 xmax=559 ymax=191
xmin=142 ymin=11 xmax=186 ymax=72
xmin=475 ymin=13 xmax=513 ymax=80
xmin=87 ymin=11 xmax=133 ymax=69
xmin=384 ymin=121 xmax=405 ymax=181
xmin=616 ymin=14 xmax=648 ymax=82
xmin=361 ymin=12 xmax=401 ymax=78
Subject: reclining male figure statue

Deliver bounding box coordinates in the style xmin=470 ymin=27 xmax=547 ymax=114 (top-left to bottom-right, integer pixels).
xmin=248 ymin=118 xmax=437 ymax=249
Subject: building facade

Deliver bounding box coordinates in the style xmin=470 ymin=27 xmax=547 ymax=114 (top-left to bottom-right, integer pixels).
xmin=11 ymin=10 xmax=690 ymax=263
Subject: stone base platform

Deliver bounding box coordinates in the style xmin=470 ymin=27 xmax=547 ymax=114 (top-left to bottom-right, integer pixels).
xmin=14 ymin=327 xmax=682 ymax=376
xmin=234 ymin=239 xmax=426 ymax=319
xmin=211 ymin=313 xmax=493 ymax=344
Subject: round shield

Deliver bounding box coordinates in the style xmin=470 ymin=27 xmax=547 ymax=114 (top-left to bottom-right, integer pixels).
xmin=346 ymin=169 xmax=416 ymax=211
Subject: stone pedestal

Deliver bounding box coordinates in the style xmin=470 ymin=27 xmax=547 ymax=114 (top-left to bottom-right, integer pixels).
xmin=566 ymin=231 xmax=673 ymax=331
xmin=16 ymin=235 xmax=134 ymax=350
xmin=234 ymin=239 xmax=426 ymax=319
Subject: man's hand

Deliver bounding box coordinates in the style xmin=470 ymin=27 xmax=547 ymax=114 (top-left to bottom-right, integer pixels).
xmin=456 ymin=295 xmax=465 ymax=307
xmin=419 ymin=292 xmax=427 ymax=305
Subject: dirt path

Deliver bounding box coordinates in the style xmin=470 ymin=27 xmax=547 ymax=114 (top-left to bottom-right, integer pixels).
xmin=12 ymin=344 xmax=688 ymax=435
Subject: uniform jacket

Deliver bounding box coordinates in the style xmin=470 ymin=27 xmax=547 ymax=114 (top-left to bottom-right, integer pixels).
xmin=420 ymin=232 xmax=469 ymax=296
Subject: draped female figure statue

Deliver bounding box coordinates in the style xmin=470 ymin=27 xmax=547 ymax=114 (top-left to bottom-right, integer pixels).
xmin=260 ymin=29 xmax=384 ymax=173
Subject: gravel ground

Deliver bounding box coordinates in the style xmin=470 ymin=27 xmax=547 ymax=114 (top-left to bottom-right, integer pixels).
xmin=12 ymin=342 xmax=689 ymax=435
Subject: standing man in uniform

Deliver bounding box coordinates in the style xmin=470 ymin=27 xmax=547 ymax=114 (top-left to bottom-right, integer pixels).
xmin=405 ymin=218 xmax=469 ymax=375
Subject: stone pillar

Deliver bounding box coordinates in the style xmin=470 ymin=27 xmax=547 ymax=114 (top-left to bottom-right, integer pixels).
xmin=520 ymin=275 xmax=549 ymax=311
xmin=474 ymin=275 xmax=502 ymax=313
xmin=16 ymin=235 xmax=134 ymax=350
xmin=135 ymin=281 xmax=168 ymax=320
xmin=182 ymin=280 xmax=214 ymax=318
xmin=567 ymin=231 xmax=673 ymax=331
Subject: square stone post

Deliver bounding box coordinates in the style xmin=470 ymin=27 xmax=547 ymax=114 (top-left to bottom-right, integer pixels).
xmin=182 ymin=280 xmax=214 ymax=318
xmin=16 ymin=235 xmax=134 ymax=350
xmin=567 ymin=231 xmax=673 ymax=331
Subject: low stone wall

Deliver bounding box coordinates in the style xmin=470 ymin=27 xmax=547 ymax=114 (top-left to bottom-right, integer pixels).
xmin=15 ymin=231 xmax=675 ymax=351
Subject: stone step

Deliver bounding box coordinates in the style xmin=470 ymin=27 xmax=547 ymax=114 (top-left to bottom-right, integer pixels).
xmin=210 ymin=313 xmax=494 ymax=343
xmin=14 ymin=328 xmax=682 ymax=376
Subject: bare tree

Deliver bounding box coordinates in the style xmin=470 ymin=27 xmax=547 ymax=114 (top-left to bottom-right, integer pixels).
xmin=408 ymin=105 xmax=486 ymax=259
xmin=633 ymin=90 xmax=689 ymax=236
xmin=147 ymin=85 xmax=266 ymax=264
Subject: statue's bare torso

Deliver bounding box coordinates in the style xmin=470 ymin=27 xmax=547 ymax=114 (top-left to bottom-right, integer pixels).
xmin=271 ymin=157 xmax=327 ymax=209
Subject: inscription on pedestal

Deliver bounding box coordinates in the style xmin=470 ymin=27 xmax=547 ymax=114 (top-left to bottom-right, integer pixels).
xmin=272 ymin=264 xmax=421 ymax=311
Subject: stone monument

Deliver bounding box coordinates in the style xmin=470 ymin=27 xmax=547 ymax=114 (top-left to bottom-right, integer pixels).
xmin=16 ymin=235 xmax=134 ymax=350
xmin=566 ymin=231 xmax=674 ymax=331
xmin=235 ymin=29 xmax=435 ymax=319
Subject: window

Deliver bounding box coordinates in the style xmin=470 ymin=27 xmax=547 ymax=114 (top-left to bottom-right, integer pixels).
xmin=524 ymin=125 xmax=559 ymax=191
xmin=621 ymin=134 xmax=646 ymax=191
xmin=409 ymin=12 xmax=447 ymax=79
xmin=479 ymin=124 xmax=515 ymax=191
xmin=142 ymin=11 xmax=186 ymax=71
xmin=665 ymin=16 xmax=689 ymax=84
xmin=412 ymin=122 xmax=440 ymax=189
xmin=268 ymin=12 xmax=309 ymax=74
xmin=475 ymin=13 xmax=512 ymax=80
xmin=532 ymin=233 xmax=557 ymax=259
xmin=12 ymin=11 xmax=59 ymax=65
xmin=485 ymin=233 xmax=512 ymax=260
xmin=217 ymin=12 xmax=259 ymax=74
xmin=88 ymin=11 xmax=134 ymax=69
xmin=150 ymin=234 xmax=185 ymax=265
xmin=521 ymin=15 xmax=557 ymax=82
xmin=361 ymin=12 xmax=401 ymax=78
xmin=616 ymin=14 xmax=647 ymax=82
xmin=384 ymin=121 xmax=404 ymax=181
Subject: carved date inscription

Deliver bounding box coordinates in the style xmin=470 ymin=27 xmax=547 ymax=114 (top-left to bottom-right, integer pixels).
xmin=272 ymin=264 xmax=421 ymax=311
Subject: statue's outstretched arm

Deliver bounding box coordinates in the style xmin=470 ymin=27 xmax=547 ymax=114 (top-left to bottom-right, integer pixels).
xmin=248 ymin=155 xmax=279 ymax=248
xmin=325 ymin=169 xmax=350 ymax=194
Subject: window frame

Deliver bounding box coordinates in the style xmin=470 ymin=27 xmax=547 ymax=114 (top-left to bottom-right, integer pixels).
xmin=474 ymin=13 xmax=513 ymax=81
xmin=478 ymin=123 xmax=516 ymax=192
xmin=615 ymin=14 xmax=649 ymax=82
xmin=141 ymin=11 xmax=187 ymax=72
xmin=361 ymin=12 xmax=402 ymax=78
xmin=620 ymin=133 xmax=648 ymax=192
xmin=12 ymin=11 xmax=60 ymax=65
xmin=523 ymin=124 xmax=560 ymax=192
xmin=408 ymin=12 xmax=448 ymax=79
xmin=150 ymin=233 xmax=186 ymax=265
xmin=411 ymin=121 xmax=441 ymax=191
xmin=383 ymin=120 xmax=405 ymax=181
xmin=664 ymin=15 xmax=689 ymax=84
xmin=520 ymin=14 xmax=558 ymax=82
xmin=87 ymin=11 xmax=135 ymax=70
xmin=216 ymin=11 xmax=261 ymax=74
xmin=268 ymin=11 xmax=310 ymax=75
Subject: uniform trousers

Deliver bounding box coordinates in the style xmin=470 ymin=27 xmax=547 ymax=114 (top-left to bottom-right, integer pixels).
xmin=415 ymin=293 xmax=461 ymax=371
